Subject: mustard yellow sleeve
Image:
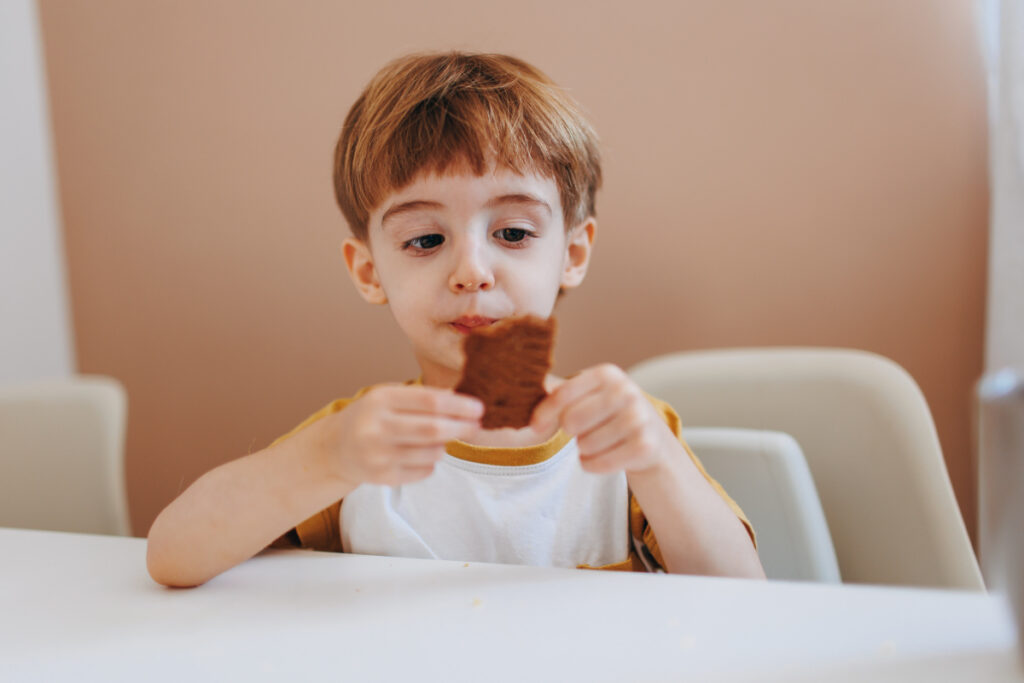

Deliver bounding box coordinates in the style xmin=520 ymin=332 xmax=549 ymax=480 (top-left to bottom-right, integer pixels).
xmin=268 ymin=396 xmax=358 ymax=449
xmin=266 ymin=395 xmax=363 ymax=552
xmin=633 ymin=394 xmax=758 ymax=570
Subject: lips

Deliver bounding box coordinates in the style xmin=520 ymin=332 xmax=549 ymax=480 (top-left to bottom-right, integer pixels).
xmin=450 ymin=315 xmax=498 ymax=334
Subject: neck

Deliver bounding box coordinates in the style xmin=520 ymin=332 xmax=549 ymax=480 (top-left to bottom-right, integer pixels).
xmin=419 ymin=366 xmax=461 ymax=390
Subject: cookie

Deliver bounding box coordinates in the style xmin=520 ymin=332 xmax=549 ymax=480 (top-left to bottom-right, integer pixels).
xmin=455 ymin=315 xmax=556 ymax=429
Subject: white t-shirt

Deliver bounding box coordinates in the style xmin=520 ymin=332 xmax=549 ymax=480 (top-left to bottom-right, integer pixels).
xmin=341 ymin=435 xmax=630 ymax=568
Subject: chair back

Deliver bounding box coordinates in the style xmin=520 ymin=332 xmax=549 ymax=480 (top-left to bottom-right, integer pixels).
xmin=630 ymin=348 xmax=982 ymax=589
xmin=682 ymin=427 xmax=840 ymax=583
xmin=0 ymin=376 xmax=129 ymax=535
xmin=977 ymin=367 xmax=1024 ymax=631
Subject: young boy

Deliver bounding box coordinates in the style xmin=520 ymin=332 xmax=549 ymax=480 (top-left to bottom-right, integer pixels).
xmin=146 ymin=52 xmax=764 ymax=587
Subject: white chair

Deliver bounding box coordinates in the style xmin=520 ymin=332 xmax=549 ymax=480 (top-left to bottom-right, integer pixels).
xmin=629 ymin=348 xmax=983 ymax=590
xmin=682 ymin=427 xmax=840 ymax=583
xmin=0 ymin=375 xmax=130 ymax=536
xmin=976 ymin=367 xmax=1024 ymax=634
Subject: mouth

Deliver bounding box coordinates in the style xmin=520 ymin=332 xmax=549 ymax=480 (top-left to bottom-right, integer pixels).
xmin=449 ymin=315 xmax=498 ymax=334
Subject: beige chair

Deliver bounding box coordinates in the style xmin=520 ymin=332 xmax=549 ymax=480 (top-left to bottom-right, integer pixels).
xmin=682 ymin=427 xmax=840 ymax=583
xmin=629 ymin=348 xmax=983 ymax=590
xmin=0 ymin=375 xmax=130 ymax=536
xmin=976 ymin=367 xmax=1024 ymax=633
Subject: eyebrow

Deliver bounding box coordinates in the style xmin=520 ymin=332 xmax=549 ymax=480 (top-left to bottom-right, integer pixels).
xmin=379 ymin=193 xmax=553 ymax=227
xmin=380 ymin=200 xmax=445 ymax=226
xmin=484 ymin=194 xmax=553 ymax=216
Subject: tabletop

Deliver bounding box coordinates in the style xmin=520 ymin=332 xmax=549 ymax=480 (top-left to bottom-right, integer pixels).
xmin=1 ymin=527 xmax=1020 ymax=682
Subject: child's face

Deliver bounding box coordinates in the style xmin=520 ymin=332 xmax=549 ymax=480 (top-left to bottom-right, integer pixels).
xmin=343 ymin=163 xmax=594 ymax=388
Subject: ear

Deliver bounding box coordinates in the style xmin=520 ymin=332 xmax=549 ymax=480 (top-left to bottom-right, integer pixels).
xmin=342 ymin=237 xmax=388 ymax=304
xmin=561 ymin=218 xmax=596 ymax=290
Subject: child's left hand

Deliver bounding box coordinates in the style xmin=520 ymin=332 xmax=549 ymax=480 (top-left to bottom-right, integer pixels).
xmin=530 ymin=364 xmax=679 ymax=475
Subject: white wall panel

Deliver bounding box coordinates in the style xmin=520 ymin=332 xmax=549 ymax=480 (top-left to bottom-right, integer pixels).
xmin=0 ymin=0 xmax=75 ymax=384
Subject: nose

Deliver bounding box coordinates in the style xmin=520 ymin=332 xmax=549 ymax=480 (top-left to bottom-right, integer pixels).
xmin=449 ymin=239 xmax=494 ymax=293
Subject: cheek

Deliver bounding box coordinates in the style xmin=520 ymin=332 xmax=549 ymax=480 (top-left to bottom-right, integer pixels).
xmin=375 ymin=258 xmax=422 ymax=299
xmin=386 ymin=285 xmax=428 ymax=318
xmin=375 ymin=269 xmax=429 ymax=320
xmin=512 ymin=262 xmax=564 ymax=312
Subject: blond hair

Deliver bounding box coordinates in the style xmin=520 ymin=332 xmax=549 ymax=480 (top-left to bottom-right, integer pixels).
xmin=334 ymin=52 xmax=602 ymax=240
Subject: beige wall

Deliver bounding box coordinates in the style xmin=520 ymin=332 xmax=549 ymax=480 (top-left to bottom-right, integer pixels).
xmin=39 ymin=0 xmax=988 ymax=542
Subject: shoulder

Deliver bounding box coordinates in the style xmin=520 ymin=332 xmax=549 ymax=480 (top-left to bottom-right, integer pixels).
xmin=268 ymin=382 xmax=394 ymax=448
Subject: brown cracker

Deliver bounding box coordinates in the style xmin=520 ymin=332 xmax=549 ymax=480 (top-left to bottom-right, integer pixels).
xmin=454 ymin=316 xmax=556 ymax=429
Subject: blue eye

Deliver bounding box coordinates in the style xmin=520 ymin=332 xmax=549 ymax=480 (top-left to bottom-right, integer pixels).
xmin=405 ymin=234 xmax=444 ymax=251
xmin=496 ymin=228 xmax=529 ymax=243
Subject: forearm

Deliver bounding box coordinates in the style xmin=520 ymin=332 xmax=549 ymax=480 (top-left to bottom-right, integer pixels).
xmin=146 ymin=422 xmax=356 ymax=587
xmin=628 ymin=449 xmax=765 ymax=579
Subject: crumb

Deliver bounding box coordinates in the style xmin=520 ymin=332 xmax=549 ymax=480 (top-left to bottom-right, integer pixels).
xmin=472 ymin=598 xmax=483 ymax=608
xmin=463 ymin=563 xmax=470 ymax=567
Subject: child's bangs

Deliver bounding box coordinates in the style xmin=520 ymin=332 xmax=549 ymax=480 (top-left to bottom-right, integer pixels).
xmin=375 ymin=89 xmax=560 ymax=206
xmin=335 ymin=52 xmax=601 ymax=239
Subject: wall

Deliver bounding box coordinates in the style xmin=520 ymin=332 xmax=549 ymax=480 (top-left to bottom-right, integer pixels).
xmin=0 ymin=0 xmax=74 ymax=384
xmin=37 ymin=0 xmax=988 ymax=541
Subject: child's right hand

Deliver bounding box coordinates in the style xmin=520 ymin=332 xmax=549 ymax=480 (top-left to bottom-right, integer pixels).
xmin=319 ymin=385 xmax=483 ymax=487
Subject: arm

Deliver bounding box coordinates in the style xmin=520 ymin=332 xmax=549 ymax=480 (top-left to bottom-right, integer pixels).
xmin=146 ymin=386 xmax=483 ymax=587
xmin=531 ymin=365 xmax=765 ymax=579
xmin=626 ymin=445 xmax=764 ymax=578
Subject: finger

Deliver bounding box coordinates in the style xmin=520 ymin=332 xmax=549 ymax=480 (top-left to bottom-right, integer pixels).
xmin=578 ymin=441 xmax=633 ymax=474
xmin=579 ymin=420 xmax=672 ymax=474
xmin=379 ymin=385 xmax=485 ymax=420
xmin=395 ymin=445 xmax=449 ymax=466
xmin=561 ymin=387 xmax=631 ymax=439
xmin=386 ymin=415 xmax=480 ymax=446
xmin=531 ymin=370 xmax=606 ymax=431
xmin=575 ymin=407 xmax=639 ymax=456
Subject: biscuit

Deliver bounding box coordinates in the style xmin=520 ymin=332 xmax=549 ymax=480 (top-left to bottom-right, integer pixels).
xmin=455 ymin=315 xmax=556 ymax=429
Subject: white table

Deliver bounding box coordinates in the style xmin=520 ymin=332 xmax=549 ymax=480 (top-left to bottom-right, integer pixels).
xmin=1 ymin=527 xmax=1020 ymax=682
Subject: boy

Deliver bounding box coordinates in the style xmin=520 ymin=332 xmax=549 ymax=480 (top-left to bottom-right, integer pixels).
xmin=146 ymin=52 xmax=764 ymax=587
